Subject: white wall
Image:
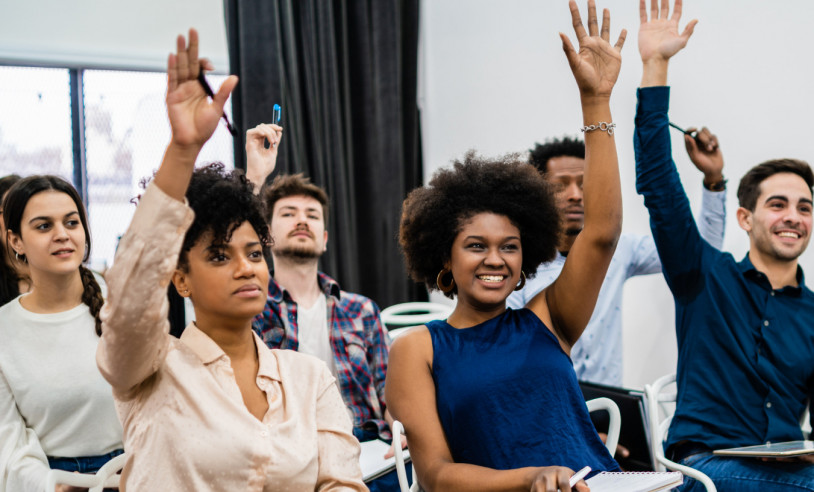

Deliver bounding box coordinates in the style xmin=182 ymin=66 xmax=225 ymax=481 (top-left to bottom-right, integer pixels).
xmin=419 ymin=0 xmax=814 ymax=389
xmin=0 ymin=0 xmax=229 ymax=72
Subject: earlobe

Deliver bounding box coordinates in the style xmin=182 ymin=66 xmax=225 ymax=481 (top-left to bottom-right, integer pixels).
xmin=171 ymin=270 xmax=190 ymax=297
xmin=8 ymin=231 xmax=24 ymax=256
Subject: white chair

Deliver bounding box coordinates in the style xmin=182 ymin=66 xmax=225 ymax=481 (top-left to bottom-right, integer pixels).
xmin=381 ymin=302 xmax=453 ymax=339
xmin=586 ymin=397 xmax=621 ymax=457
xmin=45 ymin=452 xmax=126 ymax=492
xmin=391 ymin=420 xmax=418 ymax=492
xmin=390 ymin=398 xmax=622 ymax=492
xmin=644 ymin=373 xmax=716 ymax=492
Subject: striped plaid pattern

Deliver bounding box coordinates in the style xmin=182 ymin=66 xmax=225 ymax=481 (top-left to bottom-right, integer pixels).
xmin=253 ymin=272 xmax=391 ymax=439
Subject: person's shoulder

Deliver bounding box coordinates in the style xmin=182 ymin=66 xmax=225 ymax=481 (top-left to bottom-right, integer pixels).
xmin=336 ymin=289 xmax=382 ymax=319
xmin=390 ymin=325 xmax=432 ymax=359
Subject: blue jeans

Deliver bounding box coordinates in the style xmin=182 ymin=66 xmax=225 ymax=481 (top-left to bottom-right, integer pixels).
xmin=47 ymin=448 xmax=124 ymax=474
xmin=677 ymin=451 xmax=814 ymax=492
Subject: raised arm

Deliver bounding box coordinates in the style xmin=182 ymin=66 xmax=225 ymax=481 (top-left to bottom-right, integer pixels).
xmin=684 ymin=126 xmax=727 ymax=249
xmin=97 ymin=29 xmax=237 ymax=395
xmin=529 ymin=0 xmax=626 ymax=347
xmin=244 ymin=123 xmax=283 ymax=193
xmin=633 ymin=0 xmax=717 ymax=300
xmin=628 ymin=124 xmax=726 ymax=275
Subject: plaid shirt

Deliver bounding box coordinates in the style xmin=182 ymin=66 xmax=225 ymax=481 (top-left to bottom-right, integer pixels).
xmin=253 ymin=272 xmax=391 ymax=439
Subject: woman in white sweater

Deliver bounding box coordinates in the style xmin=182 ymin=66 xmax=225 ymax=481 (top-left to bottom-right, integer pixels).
xmin=0 ymin=175 xmax=123 ymax=492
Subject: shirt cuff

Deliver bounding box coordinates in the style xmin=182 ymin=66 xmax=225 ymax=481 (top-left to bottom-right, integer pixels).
xmin=636 ymin=86 xmax=670 ymax=113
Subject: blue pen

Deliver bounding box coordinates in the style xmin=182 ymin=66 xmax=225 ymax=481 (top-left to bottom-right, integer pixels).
xmin=272 ymin=104 xmax=282 ymax=125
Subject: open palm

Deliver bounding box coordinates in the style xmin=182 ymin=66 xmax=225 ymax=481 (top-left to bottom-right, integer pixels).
xmin=638 ymin=0 xmax=697 ymax=63
xmin=165 ymin=29 xmax=237 ymax=148
xmin=561 ymin=0 xmax=626 ymax=98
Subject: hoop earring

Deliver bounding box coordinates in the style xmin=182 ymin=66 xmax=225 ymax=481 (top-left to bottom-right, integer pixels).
xmin=14 ymin=252 xmax=26 ymax=263
xmin=436 ymin=268 xmax=455 ymax=294
xmin=514 ymin=271 xmax=526 ymax=291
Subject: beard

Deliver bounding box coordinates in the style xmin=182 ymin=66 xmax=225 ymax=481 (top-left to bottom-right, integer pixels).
xmin=274 ymin=244 xmax=323 ymax=261
xmin=564 ymin=226 xmax=583 ymax=237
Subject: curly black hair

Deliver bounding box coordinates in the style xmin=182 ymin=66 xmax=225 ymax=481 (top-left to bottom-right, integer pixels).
xmin=177 ymin=163 xmax=272 ymax=270
xmin=529 ymin=136 xmax=585 ymax=174
xmin=399 ymin=151 xmax=560 ymax=297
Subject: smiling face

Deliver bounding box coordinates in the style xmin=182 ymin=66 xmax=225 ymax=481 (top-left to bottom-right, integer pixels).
xmin=173 ymin=221 xmax=270 ymax=323
xmin=738 ymin=172 xmax=813 ymax=264
xmin=269 ymin=194 xmax=328 ymax=261
xmin=546 ymin=156 xmax=585 ymax=237
xmin=447 ymin=212 xmax=522 ymax=309
xmin=8 ymin=190 xmax=86 ymax=278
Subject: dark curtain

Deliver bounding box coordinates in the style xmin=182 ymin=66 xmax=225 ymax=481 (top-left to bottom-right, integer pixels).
xmin=224 ymin=0 xmax=426 ymax=308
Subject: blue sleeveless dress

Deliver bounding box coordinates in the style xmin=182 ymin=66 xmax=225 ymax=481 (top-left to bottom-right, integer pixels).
xmin=428 ymin=308 xmax=619 ymax=472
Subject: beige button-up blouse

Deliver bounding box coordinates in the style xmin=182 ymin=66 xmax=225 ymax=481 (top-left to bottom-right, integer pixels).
xmin=96 ymin=183 xmax=366 ymax=491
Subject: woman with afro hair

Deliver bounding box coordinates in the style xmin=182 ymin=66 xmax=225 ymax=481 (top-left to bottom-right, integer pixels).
xmin=386 ymin=1 xmax=626 ymax=490
xmin=95 ymin=29 xmax=365 ymax=490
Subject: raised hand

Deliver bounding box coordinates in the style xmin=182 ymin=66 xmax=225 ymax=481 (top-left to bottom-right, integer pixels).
xmin=165 ymin=29 xmax=238 ymax=149
xmin=245 ymin=123 xmax=283 ymax=191
xmin=683 ymin=127 xmax=724 ymax=185
xmin=560 ymin=0 xmax=626 ymax=99
xmin=638 ymin=0 xmax=697 ymax=64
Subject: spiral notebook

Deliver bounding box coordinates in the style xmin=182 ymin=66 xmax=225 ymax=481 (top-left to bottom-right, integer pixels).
xmin=585 ymin=471 xmax=683 ymax=492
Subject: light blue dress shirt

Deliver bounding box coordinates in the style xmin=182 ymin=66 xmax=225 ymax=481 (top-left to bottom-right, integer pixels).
xmin=506 ymin=187 xmax=726 ymax=385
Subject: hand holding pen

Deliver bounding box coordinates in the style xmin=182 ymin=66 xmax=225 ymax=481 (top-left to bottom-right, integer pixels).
xmin=670 ymin=122 xmax=725 ymax=189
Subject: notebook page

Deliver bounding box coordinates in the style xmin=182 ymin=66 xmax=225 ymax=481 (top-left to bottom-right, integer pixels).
xmin=585 ymin=471 xmax=683 ymax=492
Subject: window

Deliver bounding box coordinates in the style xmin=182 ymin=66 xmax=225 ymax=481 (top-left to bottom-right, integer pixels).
xmin=0 ymin=65 xmax=235 ymax=271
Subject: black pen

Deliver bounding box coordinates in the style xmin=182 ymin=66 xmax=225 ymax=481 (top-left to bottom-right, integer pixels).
xmin=197 ymin=70 xmax=238 ymax=136
xmin=668 ymin=121 xmax=697 ymax=139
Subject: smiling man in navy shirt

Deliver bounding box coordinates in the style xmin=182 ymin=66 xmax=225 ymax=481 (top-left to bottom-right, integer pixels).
xmin=634 ymin=1 xmax=814 ymax=491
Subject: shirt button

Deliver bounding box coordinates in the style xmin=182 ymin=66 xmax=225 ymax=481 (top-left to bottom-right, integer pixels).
xmin=766 ymin=401 xmax=772 ymax=408
xmin=260 ymin=430 xmax=268 ymax=437
xmin=770 ymin=291 xmax=775 ymax=297
xmin=763 ymin=320 xmax=770 ymax=326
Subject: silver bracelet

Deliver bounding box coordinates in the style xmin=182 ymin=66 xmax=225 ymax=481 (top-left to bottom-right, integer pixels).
xmin=580 ymin=122 xmax=616 ymax=136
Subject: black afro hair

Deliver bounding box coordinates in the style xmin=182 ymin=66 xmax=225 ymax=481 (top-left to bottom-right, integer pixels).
xmin=399 ymin=151 xmax=560 ymax=296
xmin=178 ymin=163 xmax=271 ymax=270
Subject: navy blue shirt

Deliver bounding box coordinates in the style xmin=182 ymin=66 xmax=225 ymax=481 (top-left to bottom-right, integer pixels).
xmin=428 ymin=308 xmax=619 ymax=473
xmin=634 ymin=86 xmax=814 ymax=452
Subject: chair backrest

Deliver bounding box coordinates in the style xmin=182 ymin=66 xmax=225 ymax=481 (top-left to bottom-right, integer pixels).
xmin=381 ymin=302 xmax=453 ymax=328
xmin=381 ymin=302 xmax=453 ymax=339
xmin=585 ymin=397 xmax=621 ymax=457
xmin=643 ymin=373 xmax=717 ymax=492
xmin=45 ymin=452 xmax=126 ymax=492
xmin=391 ymin=399 xmax=620 ymax=492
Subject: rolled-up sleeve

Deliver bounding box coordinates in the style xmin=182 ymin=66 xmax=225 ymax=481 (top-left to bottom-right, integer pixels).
xmin=96 ymin=183 xmax=194 ymax=398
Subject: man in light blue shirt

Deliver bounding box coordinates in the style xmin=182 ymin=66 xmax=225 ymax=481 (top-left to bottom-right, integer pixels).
xmin=507 ymin=135 xmax=726 ymax=385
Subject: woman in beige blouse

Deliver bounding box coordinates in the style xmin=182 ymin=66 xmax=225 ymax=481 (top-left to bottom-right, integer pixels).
xmin=96 ymin=29 xmax=365 ymax=491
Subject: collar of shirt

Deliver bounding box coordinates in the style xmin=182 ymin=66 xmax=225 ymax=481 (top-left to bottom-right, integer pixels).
xmin=180 ymin=322 xmax=281 ymax=383
xmin=736 ymin=254 xmax=804 ymax=297
xmin=267 ymin=272 xmax=342 ymax=304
